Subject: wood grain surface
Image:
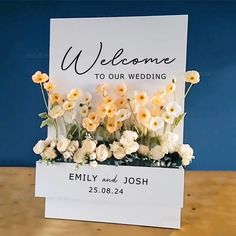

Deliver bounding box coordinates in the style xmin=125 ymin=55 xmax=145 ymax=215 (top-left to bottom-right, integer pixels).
xmin=0 ymin=168 xmax=235 ymax=236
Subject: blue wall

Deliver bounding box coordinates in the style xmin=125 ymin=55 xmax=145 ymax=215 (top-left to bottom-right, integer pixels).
xmin=0 ymin=1 xmax=235 ymax=170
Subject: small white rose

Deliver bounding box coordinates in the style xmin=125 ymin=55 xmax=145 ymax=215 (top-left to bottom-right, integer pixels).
xmin=33 ymin=140 xmax=46 ymax=154
xmin=82 ymin=139 xmax=97 ymax=154
xmin=177 ymin=144 xmax=194 ymax=166
xmin=120 ymin=136 xmax=134 ymax=148
xmin=122 ymin=130 xmax=138 ymax=141
xmin=50 ymin=140 xmax=57 ymax=149
xmin=67 ymin=140 xmax=79 ymax=153
xmin=109 ymin=141 xmax=121 ymax=153
xmin=113 ymin=146 xmax=126 ymax=160
xmin=89 ymin=152 xmax=96 ymax=160
xmin=90 ymin=160 xmax=98 ymax=168
xmin=57 ymin=136 xmax=71 ymax=153
xmin=96 ymin=144 xmax=109 ymax=162
xmin=73 ymin=148 xmax=85 ymax=164
xmin=43 ymin=147 xmax=57 ymax=160
xmin=138 ymin=145 xmax=150 ymax=156
xmin=125 ymin=142 xmax=139 ymax=155
xmin=150 ymin=145 xmax=167 ymax=160
xmin=63 ymin=151 xmax=73 ymax=159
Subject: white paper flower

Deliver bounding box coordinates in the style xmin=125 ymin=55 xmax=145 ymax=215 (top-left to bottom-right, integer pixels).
xmin=57 ymin=136 xmax=71 ymax=153
xmin=49 ymin=105 xmax=64 ymax=119
xmin=122 ymin=130 xmax=138 ymax=141
xmin=43 ymin=147 xmax=57 ymax=160
xmin=166 ymin=101 xmax=181 ymax=118
xmin=96 ymin=144 xmax=109 ymax=162
xmin=73 ymin=148 xmax=85 ymax=164
xmin=125 ymin=141 xmax=139 ymax=155
xmin=90 ymin=160 xmax=98 ymax=168
xmin=78 ymin=105 xmax=89 ymax=117
xmin=150 ymin=145 xmax=167 ymax=160
xmin=116 ymin=109 xmax=131 ymax=122
xmin=162 ymin=112 xmax=175 ymax=124
xmin=82 ymin=139 xmax=97 ymax=154
xmin=33 ymin=140 xmax=46 ymax=154
xmin=80 ymin=92 xmax=92 ymax=104
xmin=149 ymin=116 xmax=164 ymax=131
xmin=138 ymin=145 xmax=150 ymax=156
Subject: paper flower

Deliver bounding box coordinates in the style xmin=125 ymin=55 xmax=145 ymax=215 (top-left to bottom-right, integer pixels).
xmin=166 ymin=101 xmax=181 ymax=118
xmin=67 ymin=88 xmax=81 ymax=101
xmin=43 ymin=82 xmax=55 ymax=92
xmin=49 ymin=105 xmax=64 ymax=119
xmin=149 ymin=116 xmax=164 ymax=131
xmin=63 ymin=100 xmax=75 ymax=111
xmin=185 ymin=70 xmax=200 ymax=84
xmin=135 ymin=91 xmax=149 ymax=106
xmin=115 ymin=84 xmax=127 ymax=97
xmin=32 ymin=71 xmax=49 ymax=83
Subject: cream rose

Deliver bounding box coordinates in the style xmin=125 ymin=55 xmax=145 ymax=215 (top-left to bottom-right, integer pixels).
xmin=150 ymin=145 xmax=167 ymax=160
xmin=73 ymin=148 xmax=85 ymax=164
xmin=138 ymin=145 xmax=150 ymax=156
xmin=90 ymin=160 xmax=98 ymax=168
xmin=125 ymin=142 xmax=139 ymax=155
xmin=43 ymin=147 xmax=57 ymax=160
xmin=33 ymin=140 xmax=46 ymax=154
xmin=67 ymin=140 xmax=79 ymax=153
xmin=57 ymin=136 xmax=71 ymax=153
xmin=96 ymin=144 xmax=109 ymax=162
xmin=82 ymin=139 xmax=97 ymax=154
xmin=122 ymin=130 xmax=138 ymax=141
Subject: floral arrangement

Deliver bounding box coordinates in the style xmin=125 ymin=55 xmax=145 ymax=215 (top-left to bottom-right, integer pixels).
xmin=32 ymin=70 xmax=200 ymax=168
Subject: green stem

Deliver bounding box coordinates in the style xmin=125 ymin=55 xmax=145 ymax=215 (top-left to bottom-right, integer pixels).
xmin=40 ymin=83 xmax=48 ymax=111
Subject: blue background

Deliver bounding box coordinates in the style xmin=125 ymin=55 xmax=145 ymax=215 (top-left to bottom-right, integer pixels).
xmin=0 ymin=1 xmax=235 ymax=170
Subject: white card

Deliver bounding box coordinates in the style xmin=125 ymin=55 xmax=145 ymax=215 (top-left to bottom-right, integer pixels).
xmin=49 ymin=15 xmax=188 ymax=141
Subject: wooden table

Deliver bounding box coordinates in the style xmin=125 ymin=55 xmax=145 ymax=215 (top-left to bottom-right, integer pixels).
xmin=0 ymin=168 xmax=235 ymax=236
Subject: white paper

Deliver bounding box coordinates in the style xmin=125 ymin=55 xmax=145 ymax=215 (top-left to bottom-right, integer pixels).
xmin=49 ymin=15 xmax=188 ymax=141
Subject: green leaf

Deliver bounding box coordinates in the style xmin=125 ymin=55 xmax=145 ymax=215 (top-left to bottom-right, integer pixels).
xmin=40 ymin=118 xmax=54 ymax=128
xmin=38 ymin=112 xmax=48 ymax=119
xmin=173 ymin=113 xmax=186 ymax=130
xmin=149 ymin=137 xmax=160 ymax=149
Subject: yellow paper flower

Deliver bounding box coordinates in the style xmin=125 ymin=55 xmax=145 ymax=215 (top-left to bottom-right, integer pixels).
xmin=106 ymin=118 xmax=117 ymax=133
xmin=135 ymin=91 xmax=149 ymax=106
xmin=115 ymin=84 xmax=127 ymax=97
xmin=137 ymin=108 xmax=151 ymax=124
xmin=63 ymin=100 xmax=75 ymax=111
xmin=50 ymin=93 xmax=63 ymax=105
xmin=43 ymin=82 xmax=55 ymax=92
xmin=97 ymin=104 xmax=107 ymax=119
xmin=32 ymin=71 xmax=49 ymax=84
xmin=103 ymin=96 xmax=114 ymax=107
xmin=151 ymin=95 xmax=165 ymax=106
xmin=106 ymin=103 xmax=116 ymax=118
xmin=162 ymin=112 xmax=174 ymax=124
xmin=155 ymin=88 xmax=166 ymax=97
xmin=82 ymin=118 xmax=98 ymax=132
xmin=185 ymin=71 xmax=200 ymax=84
xmin=49 ymin=105 xmax=64 ymax=119
xmin=67 ymin=88 xmax=81 ymax=101
xmin=88 ymin=111 xmax=100 ymax=124
xmin=165 ymin=82 xmax=176 ymax=94
xmin=150 ymin=105 xmax=164 ymax=117
xmin=116 ymin=109 xmax=131 ymax=122
xmin=96 ymin=84 xmax=108 ymax=96
xmin=114 ymin=97 xmax=127 ymax=109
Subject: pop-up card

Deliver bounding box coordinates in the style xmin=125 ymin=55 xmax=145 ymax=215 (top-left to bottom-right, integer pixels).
xmin=33 ymin=15 xmax=200 ymax=229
